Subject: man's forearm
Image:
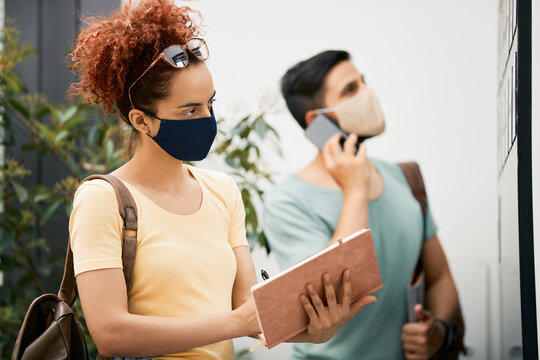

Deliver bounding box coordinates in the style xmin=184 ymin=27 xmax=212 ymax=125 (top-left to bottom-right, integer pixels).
xmin=425 ymin=271 xmax=462 ymax=326
xmin=328 ymin=192 xmax=369 ymax=246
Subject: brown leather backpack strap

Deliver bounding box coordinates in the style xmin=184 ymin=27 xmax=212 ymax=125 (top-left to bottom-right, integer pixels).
xmin=398 ymin=161 xmax=427 ymax=216
xmin=399 ymin=162 xmax=467 ymax=356
xmin=58 ymin=174 xmax=139 ymax=304
xmin=399 ymin=161 xmax=427 ymax=283
xmin=83 ymin=174 xmax=139 ymax=294
xmin=58 ymin=243 xmax=78 ymax=306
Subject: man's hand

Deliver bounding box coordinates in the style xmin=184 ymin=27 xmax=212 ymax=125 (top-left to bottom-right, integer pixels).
xmin=401 ymin=304 xmax=446 ymax=359
xmin=322 ymin=133 xmax=369 ymax=197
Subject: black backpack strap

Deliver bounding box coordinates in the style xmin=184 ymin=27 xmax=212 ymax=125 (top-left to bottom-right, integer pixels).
xmin=58 ymin=174 xmax=138 ymax=305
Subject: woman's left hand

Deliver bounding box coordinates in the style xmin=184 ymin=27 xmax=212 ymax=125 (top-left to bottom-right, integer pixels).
xmin=299 ymin=270 xmax=377 ymax=344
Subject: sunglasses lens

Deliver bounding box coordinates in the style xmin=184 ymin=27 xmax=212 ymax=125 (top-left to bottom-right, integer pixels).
xmin=163 ymin=45 xmax=188 ymax=67
xmin=187 ymin=39 xmax=209 ymax=60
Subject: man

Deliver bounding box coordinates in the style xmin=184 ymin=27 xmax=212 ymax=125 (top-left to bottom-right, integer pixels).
xmin=263 ymin=50 xmax=464 ymax=359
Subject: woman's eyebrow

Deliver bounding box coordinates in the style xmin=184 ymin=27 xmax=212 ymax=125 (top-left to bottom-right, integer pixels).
xmin=176 ymin=90 xmax=217 ymax=108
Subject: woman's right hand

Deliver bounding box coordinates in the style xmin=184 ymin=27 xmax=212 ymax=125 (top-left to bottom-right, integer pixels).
xmin=299 ymin=269 xmax=377 ymax=344
xmin=232 ymin=295 xmax=261 ymax=337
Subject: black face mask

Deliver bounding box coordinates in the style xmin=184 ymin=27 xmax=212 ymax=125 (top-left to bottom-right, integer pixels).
xmin=146 ymin=109 xmax=217 ymax=161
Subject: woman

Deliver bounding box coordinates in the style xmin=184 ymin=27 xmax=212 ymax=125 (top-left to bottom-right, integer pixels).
xmin=67 ymin=1 xmax=377 ymax=359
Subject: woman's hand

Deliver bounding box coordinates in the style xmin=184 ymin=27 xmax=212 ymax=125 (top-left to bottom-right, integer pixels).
xmin=231 ymin=295 xmax=261 ymax=337
xmin=299 ymin=269 xmax=377 ymax=344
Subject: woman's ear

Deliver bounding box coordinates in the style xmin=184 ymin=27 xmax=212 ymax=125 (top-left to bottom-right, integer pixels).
xmin=128 ymin=109 xmax=153 ymax=135
xmin=305 ymin=109 xmax=318 ymax=127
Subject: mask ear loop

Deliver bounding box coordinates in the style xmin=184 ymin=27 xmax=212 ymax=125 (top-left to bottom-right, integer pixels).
xmin=316 ymin=107 xmax=335 ymax=114
xmin=139 ymin=109 xmax=163 ymax=138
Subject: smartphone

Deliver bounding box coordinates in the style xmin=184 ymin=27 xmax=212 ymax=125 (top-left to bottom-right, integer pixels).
xmin=305 ymin=114 xmax=362 ymax=152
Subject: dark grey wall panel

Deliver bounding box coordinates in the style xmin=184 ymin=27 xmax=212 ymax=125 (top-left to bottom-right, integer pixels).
xmin=42 ymin=0 xmax=77 ymax=104
xmin=41 ymin=0 xmax=77 ymax=192
xmin=6 ymin=0 xmax=40 ymax=94
xmin=5 ymin=0 xmax=40 ymax=190
xmin=5 ymin=0 xmax=121 ymax=292
xmin=80 ymin=0 xmax=120 ymax=17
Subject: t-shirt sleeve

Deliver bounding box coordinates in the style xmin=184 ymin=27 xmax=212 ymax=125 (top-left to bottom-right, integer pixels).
xmin=263 ymin=192 xmax=331 ymax=270
xmin=69 ymin=179 xmax=124 ymax=276
xmin=424 ymin=197 xmax=438 ymax=242
xmin=225 ymin=175 xmax=249 ymax=249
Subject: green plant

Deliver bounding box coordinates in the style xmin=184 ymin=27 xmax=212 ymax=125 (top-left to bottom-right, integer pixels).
xmin=0 ymin=24 xmax=279 ymax=358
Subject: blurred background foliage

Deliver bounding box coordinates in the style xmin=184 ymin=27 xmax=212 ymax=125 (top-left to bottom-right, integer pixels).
xmin=0 ymin=24 xmax=279 ymax=358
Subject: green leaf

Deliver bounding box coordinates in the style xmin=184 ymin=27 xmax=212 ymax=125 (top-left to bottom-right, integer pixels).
xmin=246 ymin=231 xmax=259 ymax=249
xmin=235 ymin=348 xmax=252 ymax=360
xmin=87 ymin=124 xmax=100 ymax=146
xmin=20 ymin=141 xmax=40 ymax=152
xmin=35 ymin=104 xmax=52 ymax=118
xmin=0 ymin=253 xmax=15 ymax=269
xmin=27 ymin=237 xmax=47 ymax=251
xmin=59 ymin=106 xmax=78 ymax=124
xmin=65 ymin=202 xmax=73 ymax=217
xmin=0 ymin=231 xmax=15 ymax=249
xmin=260 ymin=232 xmax=271 ymax=254
xmin=33 ymin=120 xmax=55 ymax=143
xmin=7 ymin=98 xmax=29 ymax=119
xmin=231 ymin=122 xmax=247 ymax=137
xmin=244 ymin=201 xmax=258 ymax=229
xmin=38 ymin=263 xmax=52 ymax=277
xmin=266 ymin=123 xmax=280 ymax=139
xmin=34 ymin=188 xmax=53 ymax=202
xmin=12 ymin=181 xmax=28 ymax=202
xmin=253 ymin=117 xmax=268 ymax=138
xmin=239 ymin=147 xmax=250 ymax=164
xmin=40 ymin=201 xmax=61 ymax=226
xmin=105 ymin=139 xmax=114 ymax=159
xmin=0 ymin=333 xmax=11 ymax=347
xmin=225 ymin=156 xmax=240 ymax=169
xmin=239 ymin=125 xmax=251 ymax=139
xmin=55 ymin=130 xmax=69 ymax=144
xmin=63 ymin=116 xmax=86 ymax=131
xmin=17 ymin=273 xmax=33 ymax=288
xmin=4 ymin=71 xmax=27 ymax=93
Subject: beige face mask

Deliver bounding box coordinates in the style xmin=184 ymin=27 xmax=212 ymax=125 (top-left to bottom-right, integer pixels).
xmin=318 ymin=87 xmax=385 ymax=137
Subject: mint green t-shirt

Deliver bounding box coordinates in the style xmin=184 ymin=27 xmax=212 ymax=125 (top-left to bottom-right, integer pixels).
xmin=262 ymin=158 xmax=438 ymax=360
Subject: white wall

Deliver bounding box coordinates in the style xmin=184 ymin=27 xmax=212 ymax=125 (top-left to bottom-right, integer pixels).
xmin=184 ymin=0 xmax=499 ymax=358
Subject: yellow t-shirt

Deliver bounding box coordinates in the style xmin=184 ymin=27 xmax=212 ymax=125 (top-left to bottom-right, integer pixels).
xmin=69 ymin=166 xmax=248 ymax=360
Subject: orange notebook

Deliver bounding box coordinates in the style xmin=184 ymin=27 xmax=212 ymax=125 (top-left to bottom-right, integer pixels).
xmin=251 ymin=229 xmax=383 ymax=349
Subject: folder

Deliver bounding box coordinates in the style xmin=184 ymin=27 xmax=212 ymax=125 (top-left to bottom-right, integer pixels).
xmin=250 ymin=229 xmax=383 ymax=349
xmin=406 ymin=264 xmax=425 ymax=322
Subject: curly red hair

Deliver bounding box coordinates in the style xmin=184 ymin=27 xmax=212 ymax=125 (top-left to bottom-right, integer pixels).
xmin=67 ymin=0 xmax=201 ymax=117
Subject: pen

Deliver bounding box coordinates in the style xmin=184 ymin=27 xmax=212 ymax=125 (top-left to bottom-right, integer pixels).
xmin=261 ymin=269 xmax=270 ymax=281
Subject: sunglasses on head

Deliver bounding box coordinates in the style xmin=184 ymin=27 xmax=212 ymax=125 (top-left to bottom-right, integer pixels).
xmin=128 ymin=38 xmax=210 ymax=109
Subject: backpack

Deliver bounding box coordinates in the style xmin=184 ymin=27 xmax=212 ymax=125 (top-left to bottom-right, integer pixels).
xmin=11 ymin=175 xmax=138 ymax=360
xmin=399 ymin=162 xmax=466 ymax=359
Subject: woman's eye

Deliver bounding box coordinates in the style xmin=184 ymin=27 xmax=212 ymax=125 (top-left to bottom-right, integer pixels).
xmin=184 ymin=108 xmax=196 ymax=116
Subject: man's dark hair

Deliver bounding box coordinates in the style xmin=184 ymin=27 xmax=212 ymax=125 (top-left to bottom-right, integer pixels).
xmin=280 ymin=50 xmax=350 ymax=129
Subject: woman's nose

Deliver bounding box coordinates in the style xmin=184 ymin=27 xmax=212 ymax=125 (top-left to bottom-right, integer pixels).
xmin=201 ymin=108 xmax=212 ymax=117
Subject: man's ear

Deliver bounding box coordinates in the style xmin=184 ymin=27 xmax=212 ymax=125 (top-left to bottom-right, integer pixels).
xmin=305 ymin=110 xmax=318 ymax=127
xmin=128 ymin=109 xmax=152 ymax=135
